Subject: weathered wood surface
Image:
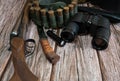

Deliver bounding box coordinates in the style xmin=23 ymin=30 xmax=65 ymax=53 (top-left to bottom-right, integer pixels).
xmin=97 ymin=25 xmax=120 ymax=81
xmin=0 ymin=0 xmax=120 ymax=81
xmin=0 ymin=0 xmax=27 ymax=79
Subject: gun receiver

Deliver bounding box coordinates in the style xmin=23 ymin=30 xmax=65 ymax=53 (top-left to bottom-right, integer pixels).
xmin=9 ymin=37 xmax=39 ymax=81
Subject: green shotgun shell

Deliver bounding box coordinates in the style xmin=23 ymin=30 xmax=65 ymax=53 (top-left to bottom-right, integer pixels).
xmin=29 ymin=7 xmax=37 ymax=24
xmin=48 ymin=10 xmax=57 ymax=29
xmin=34 ymin=7 xmax=41 ymax=26
xmin=68 ymin=4 xmax=75 ymax=17
xmin=71 ymin=1 xmax=78 ymax=14
xmin=56 ymin=8 xmax=64 ymax=28
xmin=41 ymin=9 xmax=49 ymax=28
xmin=33 ymin=0 xmax=39 ymax=7
xmin=63 ymin=7 xmax=70 ymax=25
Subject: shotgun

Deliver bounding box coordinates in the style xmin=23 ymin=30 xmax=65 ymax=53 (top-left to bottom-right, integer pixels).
xmin=10 ymin=0 xmax=35 ymax=56
xmin=9 ymin=1 xmax=38 ymax=81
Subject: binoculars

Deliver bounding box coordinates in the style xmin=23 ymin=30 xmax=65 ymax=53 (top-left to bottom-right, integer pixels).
xmin=61 ymin=12 xmax=111 ymax=50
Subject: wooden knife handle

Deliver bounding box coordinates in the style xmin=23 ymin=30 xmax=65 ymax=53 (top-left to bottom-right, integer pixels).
xmin=40 ymin=39 xmax=60 ymax=64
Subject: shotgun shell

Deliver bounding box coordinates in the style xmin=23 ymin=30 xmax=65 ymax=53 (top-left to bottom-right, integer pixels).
xmin=72 ymin=0 xmax=78 ymax=2
xmin=41 ymin=9 xmax=49 ymax=28
xmin=78 ymin=0 xmax=87 ymax=3
xmin=71 ymin=1 xmax=78 ymax=14
xmin=35 ymin=7 xmax=41 ymax=17
xmin=30 ymin=7 xmax=36 ymax=20
xmin=34 ymin=7 xmax=41 ymax=26
xmin=30 ymin=7 xmax=35 ymax=14
xmin=48 ymin=10 xmax=57 ymax=29
xmin=56 ymin=8 xmax=63 ymax=28
xmin=33 ymin=0 xmax=39 ymax=7
xmin=63 ymin=7 xmax=70 ymax=25
xmin=68 ymin=4 xmax=74 ymax=17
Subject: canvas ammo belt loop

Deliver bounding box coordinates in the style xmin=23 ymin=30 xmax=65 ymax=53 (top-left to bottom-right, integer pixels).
xmin=56 ymin=8 xmax=64 ymax=28
xmin=48 ymin=10 xmax=57 ymax=28
xmin=78 ymin=0 xmax=87 ymax=3
xmin=69 ymin=4 xmax=75 ymax=17
xmin=63 ymin=7 xmax=70 ymax=25
xmin=29 ymin=0 xmax=78 ymax=29
xmin=71 ymin=1 xmax=78 ymax=14
xmin=41 ymin=9 xmax=49 ymax=28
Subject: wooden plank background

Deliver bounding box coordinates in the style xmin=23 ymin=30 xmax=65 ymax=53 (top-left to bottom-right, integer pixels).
xmin=0 ymin=0 xmax=26 ymax=79
xmin=0 ymin=0 xmax=120 ymax=81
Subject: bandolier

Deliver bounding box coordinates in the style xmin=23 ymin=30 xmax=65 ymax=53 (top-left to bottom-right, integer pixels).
xmin=29 ymin=0 xmax=79 ymax=29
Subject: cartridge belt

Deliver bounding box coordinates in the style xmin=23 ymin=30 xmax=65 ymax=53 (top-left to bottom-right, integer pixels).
xmin=78 ymin=0 xmax=88 ymax=3
xmin=29 ymin=0 xmax=78 ymax=29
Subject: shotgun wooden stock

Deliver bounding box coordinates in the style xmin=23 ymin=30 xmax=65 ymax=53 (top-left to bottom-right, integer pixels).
xmin=40 ymin=38 xmax=60 ymax=64
xmin=9 ymin=37 xmax=39 ymax=81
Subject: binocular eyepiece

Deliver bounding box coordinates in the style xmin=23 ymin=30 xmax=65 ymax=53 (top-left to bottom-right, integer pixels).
xmin=61 ymin=13 xmax=111 ymax=50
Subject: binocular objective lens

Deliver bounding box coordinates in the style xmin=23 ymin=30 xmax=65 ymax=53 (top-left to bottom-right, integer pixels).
xmin=61 ymin=31 xmax=75 ymax=42
xmin=94 ymin=38 xmax=105 ymax=46
xmin=61 ymin=22 xmax=80 ymax=42
xmin=92 ymin=37 xmax=108 ymax=50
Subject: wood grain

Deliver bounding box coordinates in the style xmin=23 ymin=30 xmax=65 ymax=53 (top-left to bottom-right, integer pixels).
xmin=76 ymin=36 xmax=102 ymax=81
xmin=1 ymin=21 xmax=53 ymax=81
xmin=1 ymin=61 xmax=14 ymax=81
xmin=97 ymin=25 xmax=120 ymax=81
xmin=50 ymin=34 xmax=102 ymax=81
xmin=25 ymin=21 xmax=53 ymax=81
xmin=0 ymin=0 xmax=27 ymax=79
